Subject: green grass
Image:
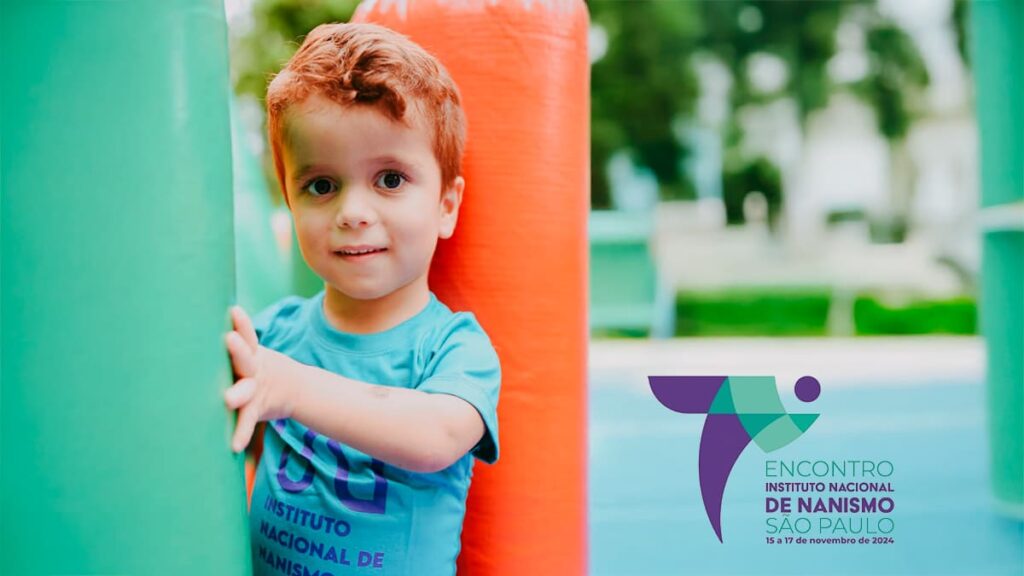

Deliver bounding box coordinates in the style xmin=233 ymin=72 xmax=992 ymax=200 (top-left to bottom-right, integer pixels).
xmin=853 ymin=295 xmax=977 ymax=335
xmin=675 ymin=288 xmax=832 ymax=337
xmin=669 ymin=289 xmax=978 ymax=337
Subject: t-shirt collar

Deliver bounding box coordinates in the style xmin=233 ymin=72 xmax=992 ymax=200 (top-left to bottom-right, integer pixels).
xmin=308 ymin=290 xmax=439 ymax=354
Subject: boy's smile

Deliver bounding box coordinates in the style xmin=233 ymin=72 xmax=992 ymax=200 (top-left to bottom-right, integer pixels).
xmin=281 ymin=94 xmax=463 ymax=332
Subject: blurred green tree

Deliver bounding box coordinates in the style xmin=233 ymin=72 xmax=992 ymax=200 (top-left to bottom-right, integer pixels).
xmin=587 ymin=0 xmax=931 ymax=224
xmin=588 ymin=0 xmax=702 ymax=208
xmin=231 ymin=0 xmax=359 ymax=103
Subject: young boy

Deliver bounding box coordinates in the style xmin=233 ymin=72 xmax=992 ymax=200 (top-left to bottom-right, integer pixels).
xmin=222 ymin=23 xmax=500 ymax=576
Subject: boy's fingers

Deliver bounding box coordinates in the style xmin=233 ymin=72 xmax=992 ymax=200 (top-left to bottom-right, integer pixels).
xmin=231 ymin=306 xmax=259 ymax=351
xmin=232 ymin=404 xmax=260 ymax=453
xmin=225 ymin=331 xmax=257 ymax=377
xmin=224 ymin=377 xmax=256 ymax=410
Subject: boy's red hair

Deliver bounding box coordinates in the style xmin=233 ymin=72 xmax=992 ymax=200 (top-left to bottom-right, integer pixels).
xmin=266 ymin=23 xmax=466 ymax=197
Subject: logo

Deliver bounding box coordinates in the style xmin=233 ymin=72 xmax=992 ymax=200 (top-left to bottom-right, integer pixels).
xmin=648 ymin=375 xmax=821 ymax=542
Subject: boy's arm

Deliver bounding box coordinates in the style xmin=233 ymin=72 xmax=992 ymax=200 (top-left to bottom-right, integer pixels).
xmin=225 ymin=306 xmax=485 ymax=474
xmin=289 ymin=358 xmax=485 ymax=474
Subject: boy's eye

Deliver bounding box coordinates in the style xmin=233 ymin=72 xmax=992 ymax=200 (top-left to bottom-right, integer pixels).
xmin=304 ymin=178 xmax=336 ymax=197
xmin=375 ymin=171 xmax=406 ymax=190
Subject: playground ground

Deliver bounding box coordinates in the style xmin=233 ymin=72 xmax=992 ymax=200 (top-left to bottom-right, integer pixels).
xmin=588 ymin=336 xmax=1024 ymax=576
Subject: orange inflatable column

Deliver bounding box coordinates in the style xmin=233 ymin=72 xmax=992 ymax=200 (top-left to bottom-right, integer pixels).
xmin=353 ymin=1 xmax=589 ymax=573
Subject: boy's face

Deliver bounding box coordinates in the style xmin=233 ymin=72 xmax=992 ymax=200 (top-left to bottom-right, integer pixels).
xmin=280 ymin=94 xmax=463 ymax=303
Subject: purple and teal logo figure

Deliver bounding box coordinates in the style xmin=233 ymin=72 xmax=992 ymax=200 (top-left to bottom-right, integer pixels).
xmin=648 ymin=375 xmax=821 ymax=542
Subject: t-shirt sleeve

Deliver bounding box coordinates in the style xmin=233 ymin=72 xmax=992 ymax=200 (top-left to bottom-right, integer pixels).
xmin=416 ymin=314 xmax=501 ymax=465
xmin=251 ymin=296 xmax=303 ymax=347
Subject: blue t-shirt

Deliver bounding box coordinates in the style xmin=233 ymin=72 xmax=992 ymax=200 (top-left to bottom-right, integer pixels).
xmin=248 ymin=291 xmax=500 ymax=576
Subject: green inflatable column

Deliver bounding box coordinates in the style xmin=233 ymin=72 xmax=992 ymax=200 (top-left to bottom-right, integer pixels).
xmin=1 ymin=2 xmax=252 ymax=574
xmin=971 ymin=0 xmax=1024 ymax=518
xmin=232 ymin=99 xmax=291 ymax=313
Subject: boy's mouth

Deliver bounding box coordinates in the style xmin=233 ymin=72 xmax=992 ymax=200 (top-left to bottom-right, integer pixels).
xmin=334 ymin=246 xmax=387 ymax=258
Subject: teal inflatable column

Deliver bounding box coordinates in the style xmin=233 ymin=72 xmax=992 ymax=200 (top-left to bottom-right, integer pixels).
xmin=232 ymin=100 xmax=291 ymax=313
xmin=1 ymin=2 xmax=251 ymax=573
xmin=971 ymin=0 xmax=1024 ymax=518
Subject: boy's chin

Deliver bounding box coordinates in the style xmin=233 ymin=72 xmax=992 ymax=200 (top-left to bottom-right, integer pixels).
xmin=325 ymin=282 xmax=410 ymax=302
xmin=321 ymin=270 xmax=431 ymax=303
xmin=327 ymin=285 xmax=390 ymax=301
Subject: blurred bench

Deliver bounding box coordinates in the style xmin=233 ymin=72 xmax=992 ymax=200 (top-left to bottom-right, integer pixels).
xmin=589 ymin=210 xmax=675 ymax=338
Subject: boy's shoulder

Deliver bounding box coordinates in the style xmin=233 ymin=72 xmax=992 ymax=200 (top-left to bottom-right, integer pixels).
xmin=252 ymin=294 xmax=308 ymax=343
xmin=419 ymin=297 xmax=500 ymax=378
xmin=419 ymin=295 xmax=495 ymax=351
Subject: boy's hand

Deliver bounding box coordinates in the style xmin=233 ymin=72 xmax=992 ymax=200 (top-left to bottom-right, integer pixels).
xmin=224 ymin=306 xmax=297 ymax=452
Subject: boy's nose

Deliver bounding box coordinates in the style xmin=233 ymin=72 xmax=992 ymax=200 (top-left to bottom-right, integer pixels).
xmin=335 ymin=190 xmax=377 ymax=229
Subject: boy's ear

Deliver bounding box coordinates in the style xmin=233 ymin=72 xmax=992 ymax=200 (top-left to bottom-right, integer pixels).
xmin=438 ymin=176 xmax=464 ymax=240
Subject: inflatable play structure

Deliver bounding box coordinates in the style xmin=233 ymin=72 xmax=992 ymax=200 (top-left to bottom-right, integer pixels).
xmin=3 ymin=2 xmax=248 ymax=572
xmin=2 ymin=0 xmax=587 ymax=573
xmin=971 ymin=0 xmax=1024 ymax=520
